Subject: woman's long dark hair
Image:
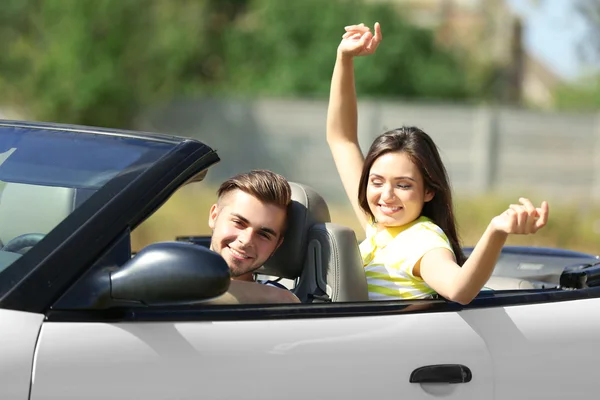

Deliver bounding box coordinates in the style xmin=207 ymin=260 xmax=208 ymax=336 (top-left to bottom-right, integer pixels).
xmin=357 ymin=126 xmax=466 ymax=265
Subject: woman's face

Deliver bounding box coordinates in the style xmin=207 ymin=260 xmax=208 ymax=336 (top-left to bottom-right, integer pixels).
xmin=366 ymin=151 xmax=433 ymax=228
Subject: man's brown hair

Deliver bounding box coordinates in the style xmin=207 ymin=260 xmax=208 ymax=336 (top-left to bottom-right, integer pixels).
xmin=217 ymin=169 xmax=291 ymax=210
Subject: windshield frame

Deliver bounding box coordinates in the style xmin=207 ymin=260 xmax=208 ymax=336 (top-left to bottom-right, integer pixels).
xmin=0 ymin=121 xmax=219 ymax=312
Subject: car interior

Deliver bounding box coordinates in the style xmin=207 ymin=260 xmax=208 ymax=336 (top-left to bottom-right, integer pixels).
xmin=0 ymin=181 xmax=97 ymax=272
xmin=259 ymin=182 xmax=369 ymax=302
xmin=2 ymin=176 xmax=599 ymax=305
xmin=176 ymin=181 xmax=584 ymax=302
xmin=0 ymin=182 xmax=75 ymax=271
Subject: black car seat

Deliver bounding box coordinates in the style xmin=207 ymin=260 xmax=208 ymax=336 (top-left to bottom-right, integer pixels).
xmin=259 ymin=182 xmax=368 ymax=303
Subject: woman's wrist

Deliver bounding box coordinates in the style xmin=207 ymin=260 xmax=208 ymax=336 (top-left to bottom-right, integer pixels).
xmin=336 ymin=50 xmax=354 ymax=63
xmin=487 ymin=219 xmax=509 ymax=240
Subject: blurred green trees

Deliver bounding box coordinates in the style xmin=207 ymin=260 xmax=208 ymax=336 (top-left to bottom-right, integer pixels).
xmin=221 ymin=0 xmax=472 ymax=99
xmin=0 ymin=0 xmax=481 ymax=128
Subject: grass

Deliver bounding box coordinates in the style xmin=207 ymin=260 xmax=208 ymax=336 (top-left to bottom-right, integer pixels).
xmin=131 ymin=184 xmax=600 ymax=255
xmin=454 ymin=194 xmax=600 ymax=253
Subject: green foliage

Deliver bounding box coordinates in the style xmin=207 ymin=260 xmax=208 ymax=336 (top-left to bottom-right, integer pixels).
xmin=222 ymin=0 xmax=472 ymax=99
xmin=0 ymin=0 xmax=236 ymax=128
xmin=0 ymin=0 xmax=479 ymax=128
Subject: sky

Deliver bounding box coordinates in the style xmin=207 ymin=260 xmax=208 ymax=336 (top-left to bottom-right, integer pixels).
xmin=506 ymin=0 xmax=593 ymax=82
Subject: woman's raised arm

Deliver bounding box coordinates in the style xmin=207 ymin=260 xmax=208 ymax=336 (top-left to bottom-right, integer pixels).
xmin=326 ymin=22 xmax=382 ymax=228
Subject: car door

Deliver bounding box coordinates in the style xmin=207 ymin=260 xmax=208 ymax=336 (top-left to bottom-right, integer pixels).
xmin=461 ymin=295 xmax=600 ymax=400
xmin=0 ymin=308 xmax=44 ymax=400
xmin=30 ymin=306 xmax=493 ymax=400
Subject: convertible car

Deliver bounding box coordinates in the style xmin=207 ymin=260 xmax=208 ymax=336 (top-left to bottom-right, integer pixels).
xmin=1 ymin=120 xmax=600 ymax=400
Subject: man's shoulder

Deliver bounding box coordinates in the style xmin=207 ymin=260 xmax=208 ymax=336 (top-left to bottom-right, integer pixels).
xmin=226 ymin=280 xmax=300 ymax=304
xmin=256 ymin=280 xmax=300 ymax=303
xmin=257 ymin=279 xmax=290 ymax=291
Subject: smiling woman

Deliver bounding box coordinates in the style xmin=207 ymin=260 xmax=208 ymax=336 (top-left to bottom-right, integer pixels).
xmin=364 ymin=152 xmax=434 ymax=228
xmin=326 ymin=22 xmax=550 ymax=304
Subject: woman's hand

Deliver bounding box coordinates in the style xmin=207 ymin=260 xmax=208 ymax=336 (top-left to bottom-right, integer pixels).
xmin=490 ymin=198 xmax=549 ymax=235
xmin=337 ymin=22 xmax=382 ymax=58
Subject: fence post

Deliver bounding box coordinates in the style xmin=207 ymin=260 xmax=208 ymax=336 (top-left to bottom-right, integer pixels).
xmin=471 ymin=106 xmax=499 ymax=194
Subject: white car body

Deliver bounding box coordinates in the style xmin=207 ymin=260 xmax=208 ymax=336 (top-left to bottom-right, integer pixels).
xmin=2 ymin=297 xmax=599 ymax=400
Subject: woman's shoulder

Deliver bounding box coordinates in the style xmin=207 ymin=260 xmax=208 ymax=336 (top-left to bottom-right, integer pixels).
xmin=362 ymin=216 xmax=448 ymax=244
xmin=406 ymin=216 xmax=449 ymax=241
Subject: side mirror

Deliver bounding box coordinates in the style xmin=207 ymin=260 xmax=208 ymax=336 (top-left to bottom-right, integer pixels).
xmin=560 ymin=261 xmax=600 ymax=289
xmin=111 ymin=242 xmax=230 ymax=305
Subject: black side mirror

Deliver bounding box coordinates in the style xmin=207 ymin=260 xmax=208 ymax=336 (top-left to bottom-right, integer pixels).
xmin=111 ymin=242 xmax=230 ymax=305
xmin=560 ymin=261 xmax=600 ymax=289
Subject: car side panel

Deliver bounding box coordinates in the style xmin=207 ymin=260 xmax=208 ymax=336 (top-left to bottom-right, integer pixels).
xmin=31 ymin=311 xmax=492 ymax=400
xmin=461 ymin=298 xmax=600 ymax=399
xmin=0 ymin=309 xmax=45 ymax=400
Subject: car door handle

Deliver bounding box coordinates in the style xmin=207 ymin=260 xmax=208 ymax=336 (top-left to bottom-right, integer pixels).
xmin=409 ymin=364 xmax=472 ymax=384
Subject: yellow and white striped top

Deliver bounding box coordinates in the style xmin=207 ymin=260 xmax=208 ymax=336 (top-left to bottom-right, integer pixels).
xmin=359 ymin=216 xmax=454 ymax=301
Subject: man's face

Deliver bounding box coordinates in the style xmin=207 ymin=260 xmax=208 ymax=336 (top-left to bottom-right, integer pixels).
xmin=208 ymin=190 xmax=286 ymax=280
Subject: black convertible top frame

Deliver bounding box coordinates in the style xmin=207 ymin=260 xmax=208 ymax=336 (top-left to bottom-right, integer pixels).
xmin=0 ymin=120 xmax=220 ymax=312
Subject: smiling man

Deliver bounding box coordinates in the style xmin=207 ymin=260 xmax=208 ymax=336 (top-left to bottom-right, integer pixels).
xmin=207 ymin=170 xmax=300 ymax=304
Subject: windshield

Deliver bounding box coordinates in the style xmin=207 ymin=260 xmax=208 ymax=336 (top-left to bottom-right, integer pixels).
xmin=0 ymin=125 xmax=175 ymax=274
